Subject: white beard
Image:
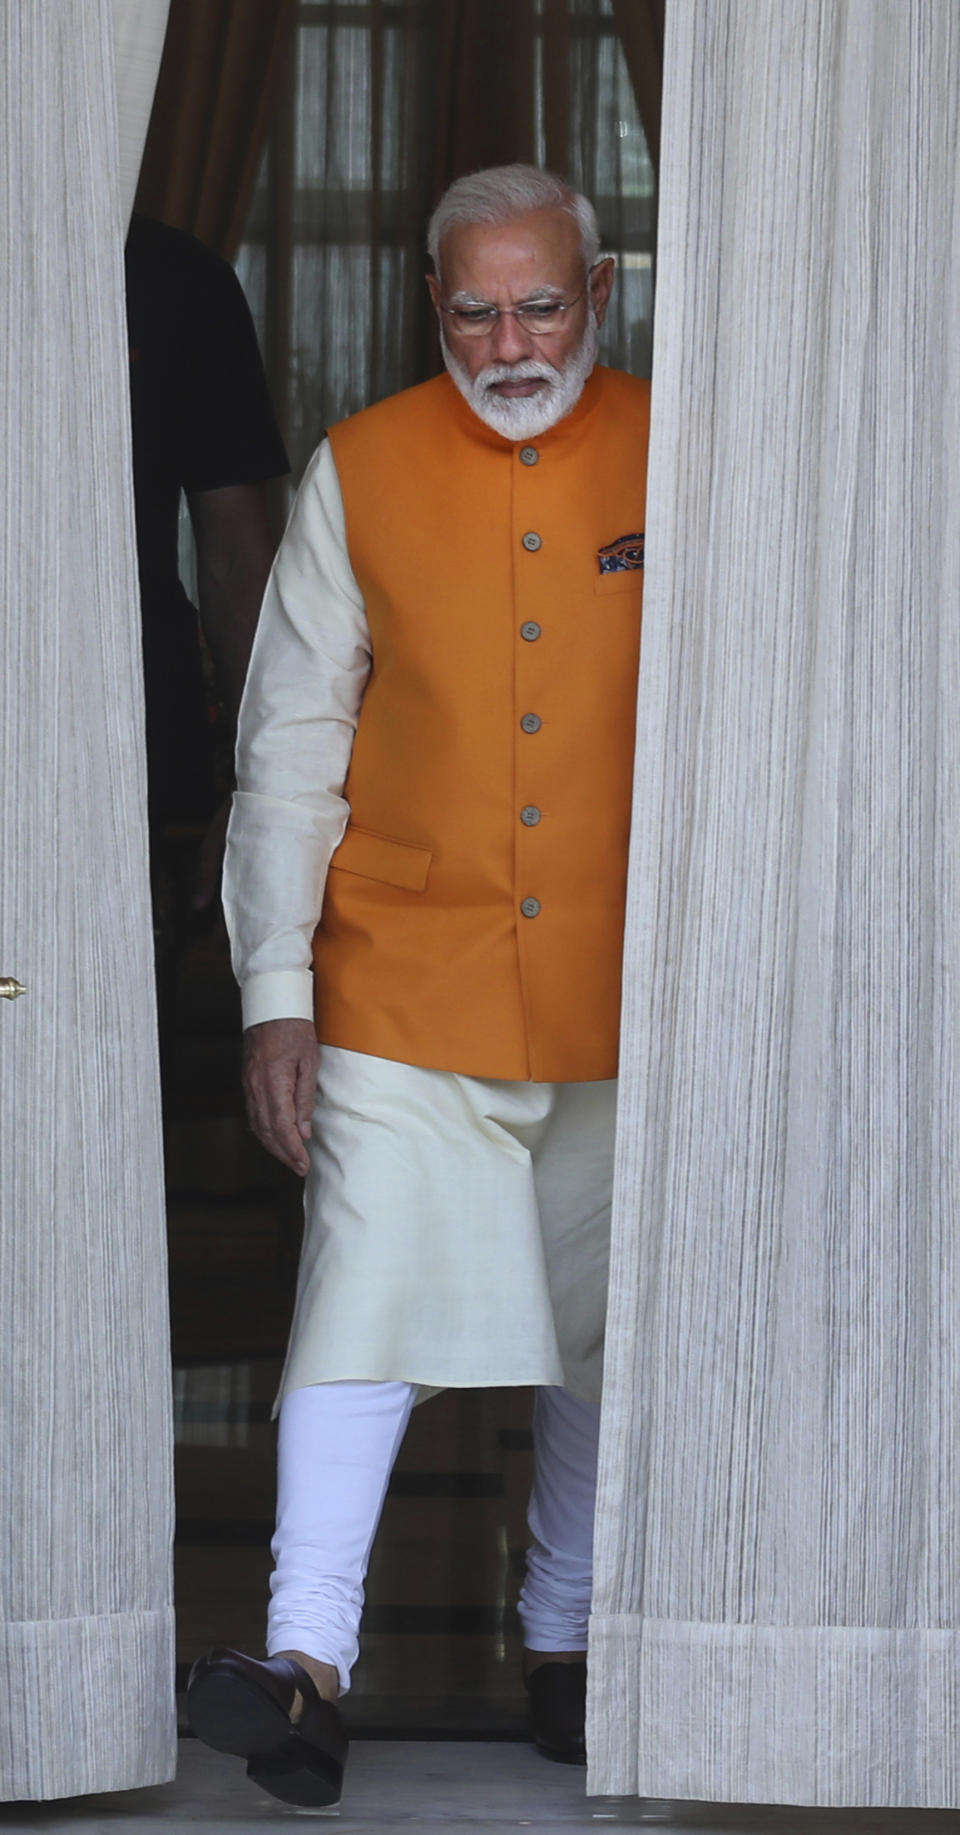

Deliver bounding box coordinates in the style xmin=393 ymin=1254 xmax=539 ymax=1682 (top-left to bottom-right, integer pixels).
xmin=441 ymin=312 xmax=600 ymax=441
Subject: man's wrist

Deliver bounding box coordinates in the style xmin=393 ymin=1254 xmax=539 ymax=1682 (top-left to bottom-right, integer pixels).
xmin=240 ymin=969 xmax=314 ymax=1029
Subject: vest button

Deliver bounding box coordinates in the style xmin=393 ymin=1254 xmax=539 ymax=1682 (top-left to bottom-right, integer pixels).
xmin=520 ymin=712 xmax=542 ymax=733
xmin=520 ymin=897 xmax=541 ymax=919
xmin=519 ymin=446 xmax=539 ymax=466
xmin=520 ymin=621 xmax=541 ymax=642
xmin=521 ymin=531 xmax=542 ymax=552
xmin=521 ymin=806 xmax=541 ymax=826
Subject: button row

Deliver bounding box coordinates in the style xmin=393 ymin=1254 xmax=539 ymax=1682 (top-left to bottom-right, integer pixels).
xmin=518 ymin=561 xmax=542 ymax=902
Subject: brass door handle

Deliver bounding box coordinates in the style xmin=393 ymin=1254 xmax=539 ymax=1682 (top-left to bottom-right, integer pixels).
xmin=0 ymin=979 xmax=26 ymax=1001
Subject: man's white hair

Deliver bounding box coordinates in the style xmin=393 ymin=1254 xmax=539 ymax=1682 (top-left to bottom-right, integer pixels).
xmin=427 ymin=164 xmax=601 ymax=277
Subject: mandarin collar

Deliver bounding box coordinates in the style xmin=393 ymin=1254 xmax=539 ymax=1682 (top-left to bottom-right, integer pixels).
xmin=442 ymin=364 xmax=607 ymax=454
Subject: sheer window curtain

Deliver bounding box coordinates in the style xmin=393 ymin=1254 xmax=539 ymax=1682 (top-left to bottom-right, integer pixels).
xmin=236 ymin=0 xmax=656 ymax=487
xmin=237 ymin=0 xmax=433 ymax=482
xmin=539 ymin=0 xmax=656 ymax=381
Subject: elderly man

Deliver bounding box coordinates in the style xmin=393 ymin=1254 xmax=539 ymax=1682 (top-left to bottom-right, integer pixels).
xmin=186 ymin=164 xmax=650 ymax=1810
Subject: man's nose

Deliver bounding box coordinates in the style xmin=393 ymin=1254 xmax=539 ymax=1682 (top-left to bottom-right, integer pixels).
xmin=488 ymin=308 xmax=534 ymax=364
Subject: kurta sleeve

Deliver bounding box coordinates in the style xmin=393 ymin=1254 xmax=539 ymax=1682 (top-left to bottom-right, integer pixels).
xmin=221 ymin=439 xmax=371 ymax=1027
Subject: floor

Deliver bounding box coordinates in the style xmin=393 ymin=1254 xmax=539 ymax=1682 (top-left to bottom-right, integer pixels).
xmin=1 ymin=1742 xmax=956 ymax=1835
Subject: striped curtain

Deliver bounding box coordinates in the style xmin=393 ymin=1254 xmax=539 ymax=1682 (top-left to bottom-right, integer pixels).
xmin=590 ymin=0 xmax=960 ymax=1808
xmin=0 ymin=0 xmax=174 ymax=1800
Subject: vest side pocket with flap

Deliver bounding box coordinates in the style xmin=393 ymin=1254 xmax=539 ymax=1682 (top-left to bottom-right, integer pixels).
xmin=329 ymin=823 xmax=432 ymax=891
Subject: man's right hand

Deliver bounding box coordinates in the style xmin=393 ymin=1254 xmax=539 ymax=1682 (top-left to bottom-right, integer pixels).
xmin=242 ymin=1018 xmax=320 ymax=1177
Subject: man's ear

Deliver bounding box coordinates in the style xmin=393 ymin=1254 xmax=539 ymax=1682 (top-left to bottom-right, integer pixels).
xmin=590 ymin=257 xmax=617 ymax=329
xmin=426 ymin=272 xmax=441 ymax=315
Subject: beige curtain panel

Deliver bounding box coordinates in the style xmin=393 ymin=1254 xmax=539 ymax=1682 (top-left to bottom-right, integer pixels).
xmin=590 ymin=0 xmax=960 ymax=1809
xmin=0 ymin=0 xmax=175 ymax=1801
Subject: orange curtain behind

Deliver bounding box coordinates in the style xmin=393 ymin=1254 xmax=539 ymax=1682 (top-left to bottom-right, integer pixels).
xmin=135 ymin=0 xmax=296 ymax=259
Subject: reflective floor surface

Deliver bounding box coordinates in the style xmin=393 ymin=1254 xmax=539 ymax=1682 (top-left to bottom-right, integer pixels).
xmin=2 ymin=1741 xmax=958 ymax=1835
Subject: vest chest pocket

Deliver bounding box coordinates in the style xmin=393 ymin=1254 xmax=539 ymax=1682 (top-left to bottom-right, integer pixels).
xmin=329 ymin=823 xmax=432 ymax=891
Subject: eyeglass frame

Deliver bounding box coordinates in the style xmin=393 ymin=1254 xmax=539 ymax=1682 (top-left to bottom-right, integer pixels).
xmin=436 ymin=264 xmax=602 ymax=338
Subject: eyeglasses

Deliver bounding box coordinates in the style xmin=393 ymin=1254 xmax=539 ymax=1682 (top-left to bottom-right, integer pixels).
xmin=438 ymin=282 xmax=590 ymax=338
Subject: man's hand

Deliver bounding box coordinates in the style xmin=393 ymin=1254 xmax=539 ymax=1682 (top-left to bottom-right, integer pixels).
xmin=242 ymin=1018 xmax=320 ymax=1176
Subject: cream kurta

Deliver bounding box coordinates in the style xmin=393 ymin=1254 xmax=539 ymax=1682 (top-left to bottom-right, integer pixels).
xmin=224 ymin=415 xmax=626 ymax=1392
xmin=277 ymin=1047 xmax=616 ymax=1405
xmin=223 ymin=440 xmax=367 ymax=1031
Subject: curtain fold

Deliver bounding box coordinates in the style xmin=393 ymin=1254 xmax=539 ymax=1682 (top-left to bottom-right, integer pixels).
xmin=590 ymin=0 xmax=960 ymax=1808
xmin=110 ymin=0 xmax=171 ymax=224
xmin=0 ymin=0 xmax=175 ymax=1801
xmin=135 ymin=0 xmax=297 ymax=259
xmin=549 ymin=0 xmax=656 ymax=380
xmin=428 ymin=0 xmax=536 ymax=190
xmin=610 ymin=0 xmax=664 ymax=178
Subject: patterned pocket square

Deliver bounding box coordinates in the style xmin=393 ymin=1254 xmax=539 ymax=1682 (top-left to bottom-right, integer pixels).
xmin=598 ymin=532 xmax=644 ymax=574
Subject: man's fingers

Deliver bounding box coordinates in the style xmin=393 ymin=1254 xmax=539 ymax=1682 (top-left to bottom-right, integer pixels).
xmin=294 ymin=1045 xmax=319 ymax=1141
xmin=247 ymin=1088 xmax=309 ymax=1174
xmin=264 ymin=1121 xmax=309 ymax=1176
xmin=247 ymin=1077 xmax=305 ymax=1172
xmin=265 ymin=1070 xmax=310 ymax=1167
xmin=242 ymin=1020 xmax=318 ymax=1174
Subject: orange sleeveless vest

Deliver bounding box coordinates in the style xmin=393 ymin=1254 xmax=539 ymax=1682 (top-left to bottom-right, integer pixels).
xmin=315 ymin=364 xmax=650 ymax=1081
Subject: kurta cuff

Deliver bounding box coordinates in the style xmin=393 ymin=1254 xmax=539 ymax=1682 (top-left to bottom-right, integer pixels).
xmin=241 ymin=970 xmax=315 ymax=1029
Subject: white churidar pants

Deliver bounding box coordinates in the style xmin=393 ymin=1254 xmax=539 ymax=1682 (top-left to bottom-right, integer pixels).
xmin=267 ymin=1379 xmax=600 ymax=1692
